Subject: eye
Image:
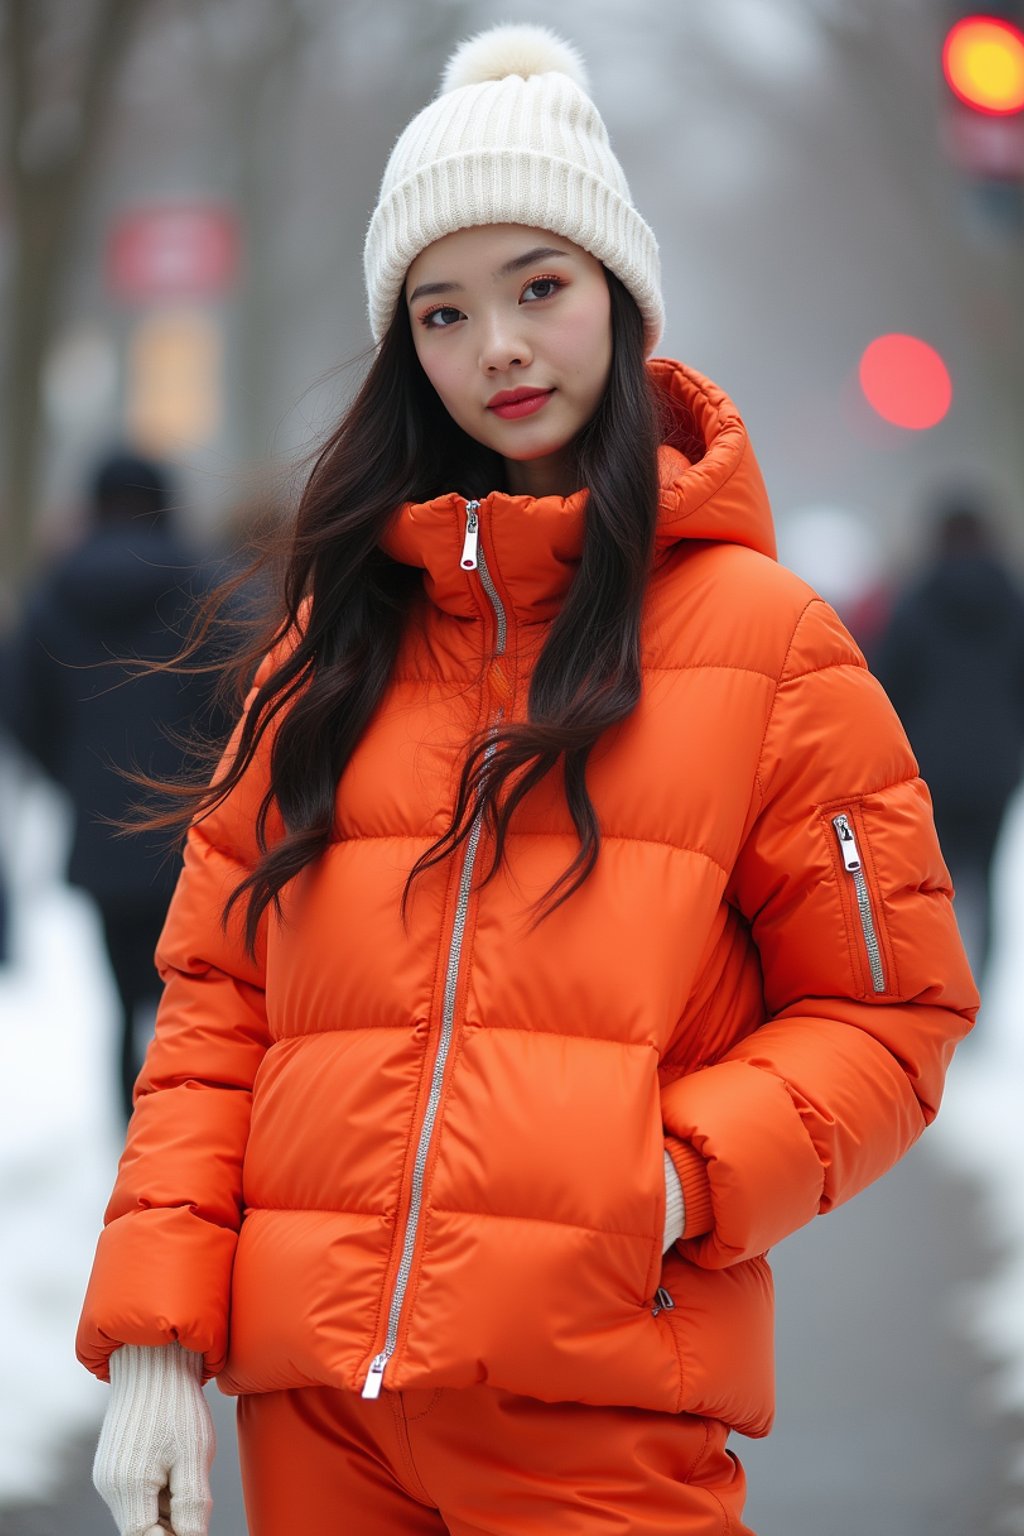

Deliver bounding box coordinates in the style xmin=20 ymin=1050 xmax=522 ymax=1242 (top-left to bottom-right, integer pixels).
xmin=521 ymin=276 xmax=564 ymax=303
xmin=420 ymin=305 xmax=465 ymax=330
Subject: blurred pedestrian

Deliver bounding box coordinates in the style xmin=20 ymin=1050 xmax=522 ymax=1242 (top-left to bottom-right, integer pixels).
xmin=874 ymin=496 xmax=1024 ymax=983
xmin=3 ymin=450 xmax=227 ymax=1120
xmin=76 ymin=25 xmax=976 ymax=1536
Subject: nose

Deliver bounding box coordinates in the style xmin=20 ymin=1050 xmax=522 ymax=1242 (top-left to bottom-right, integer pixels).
xmin=479 ymin=311 xmax=532 ymax=374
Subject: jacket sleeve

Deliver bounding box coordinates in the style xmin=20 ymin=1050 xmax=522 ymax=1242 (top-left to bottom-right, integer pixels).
xmin=76 ymin=659 xmax=280 ymax=1381
xmin=661 ymin=597 xmax=979 ymax=1269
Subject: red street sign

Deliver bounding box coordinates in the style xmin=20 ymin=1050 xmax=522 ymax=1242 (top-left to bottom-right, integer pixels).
xmin=107 ymin=205 xmax=240 ymax=300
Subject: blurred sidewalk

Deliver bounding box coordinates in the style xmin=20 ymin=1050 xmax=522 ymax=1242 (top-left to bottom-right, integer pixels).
xmin=744 ymin=1134 xmax=1023 ymax=1535
xmin=1 ymin=764 xmax=1022 ymax=1535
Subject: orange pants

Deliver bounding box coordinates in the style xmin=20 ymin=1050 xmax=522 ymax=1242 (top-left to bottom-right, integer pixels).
xmin=236 ymin=1383 xmax=752 ymax=1534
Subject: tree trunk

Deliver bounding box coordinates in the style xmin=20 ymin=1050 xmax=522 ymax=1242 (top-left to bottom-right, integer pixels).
xmin=1 ymin=0 xmax=139 ymax=594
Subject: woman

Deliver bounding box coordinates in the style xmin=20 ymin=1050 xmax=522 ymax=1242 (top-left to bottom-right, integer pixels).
xmin=78 ymin=25 xmax=977 ymax=1536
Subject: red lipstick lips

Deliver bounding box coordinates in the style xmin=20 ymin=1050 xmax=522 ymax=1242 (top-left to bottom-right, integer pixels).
xmin=486 ymin=387 xmax=554 ymax=420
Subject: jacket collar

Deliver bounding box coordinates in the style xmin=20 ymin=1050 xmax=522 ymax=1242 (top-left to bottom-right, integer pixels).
xmin=380 ymin=358 xmax=776 ymax=626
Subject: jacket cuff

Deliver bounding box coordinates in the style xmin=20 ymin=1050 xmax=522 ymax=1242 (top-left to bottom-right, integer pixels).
xmin=665 ymin=1136 xmax=714 ymax=1238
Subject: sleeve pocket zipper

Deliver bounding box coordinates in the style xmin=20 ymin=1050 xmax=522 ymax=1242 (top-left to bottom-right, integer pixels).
xmin=832 ymin=813 xmax=887 ymax=994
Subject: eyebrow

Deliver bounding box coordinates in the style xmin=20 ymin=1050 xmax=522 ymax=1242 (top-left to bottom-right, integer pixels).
xmin=407 ymin=246 xmax=572 ymax=305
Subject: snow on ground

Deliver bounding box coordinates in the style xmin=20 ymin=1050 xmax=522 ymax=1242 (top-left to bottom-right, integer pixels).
xmin=2 ymin=758 xmax=1024 ymax=1507
xmin=0 ymin=765 xmax=121 ymax=1504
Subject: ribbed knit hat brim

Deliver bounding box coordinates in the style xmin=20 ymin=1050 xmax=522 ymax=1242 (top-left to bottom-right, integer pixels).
xmin=363 ymin=26 xmax=664 ymax=352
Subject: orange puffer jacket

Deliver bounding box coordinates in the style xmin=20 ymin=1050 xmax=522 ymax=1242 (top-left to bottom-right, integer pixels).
xmin=77 ymin=359 xmax=977 ymax=1435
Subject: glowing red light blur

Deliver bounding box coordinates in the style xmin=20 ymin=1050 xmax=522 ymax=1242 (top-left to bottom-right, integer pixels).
xmin=858 ymin=334 xmax=953 ymax=431
xmin=942 ymin=16 xmax=1024 ymax=116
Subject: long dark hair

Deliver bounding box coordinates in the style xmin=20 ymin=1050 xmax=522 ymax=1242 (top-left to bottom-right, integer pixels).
xmin=144 ymin=271 xmax=669 ymax=956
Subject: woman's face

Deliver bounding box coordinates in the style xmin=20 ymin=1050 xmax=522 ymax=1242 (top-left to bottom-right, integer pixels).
xmin=405 ymin=224 xmax=612 ymax=499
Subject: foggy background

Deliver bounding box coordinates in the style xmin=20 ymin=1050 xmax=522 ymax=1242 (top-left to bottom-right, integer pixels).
xmin=2 ymin=1 xmax=1024 ymax=1533
xmin=2 ymin=0 xmax=1022 ymax=587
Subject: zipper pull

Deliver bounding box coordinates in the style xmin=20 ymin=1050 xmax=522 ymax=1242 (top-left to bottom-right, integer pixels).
xmin=461 ymin=500 xmax=480 ymax=571
xmin=832 ymin=813 xmax=862 ymax=873
xmin=361 ymin=1352 xmax=387 ymax=1400
xmin=652 ymin=1286 xmax=675 ymax=1318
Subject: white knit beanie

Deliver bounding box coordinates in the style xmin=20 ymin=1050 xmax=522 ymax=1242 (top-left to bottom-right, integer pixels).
xmin=363 ymin=24 xmax=664 ymax=354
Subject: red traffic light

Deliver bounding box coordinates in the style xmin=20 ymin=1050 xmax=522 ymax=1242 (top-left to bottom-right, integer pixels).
xmin=942 ymin=16 xmax=1024 ymax=116
xmin=859 ymin=335 xmax=953 ymax=431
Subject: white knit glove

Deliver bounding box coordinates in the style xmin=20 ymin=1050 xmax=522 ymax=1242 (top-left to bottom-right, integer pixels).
xmin=93 ymin=1342 xmax=215 ymax=1536
xmin=663 ymin=1149 xmax=685 ymax=1251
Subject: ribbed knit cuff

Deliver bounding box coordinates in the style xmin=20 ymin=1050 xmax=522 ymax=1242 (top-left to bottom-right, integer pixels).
xmin=663 ymin=1150 xmax=685 ymax=1250
xmin=107 ymin=1339 xmax=205 ymax=1394
xmin=665 ymin=1137 xmax=714 ymax=1239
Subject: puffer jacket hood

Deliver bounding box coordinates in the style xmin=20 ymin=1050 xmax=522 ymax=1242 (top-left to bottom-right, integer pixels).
xmin=381 ymin=360 xmax=776 ymax=626
xmin=649 ymin=360 xmax=776 ymax=560
xmin=78 ymin=359 xmax=975 ymax=1436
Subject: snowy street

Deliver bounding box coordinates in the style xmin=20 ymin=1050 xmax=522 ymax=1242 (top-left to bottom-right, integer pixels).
xmin=4 ymin=1 xmax=1024 ymax=1532
xmin=2 ymin=764 xmax=1024 ymax=1534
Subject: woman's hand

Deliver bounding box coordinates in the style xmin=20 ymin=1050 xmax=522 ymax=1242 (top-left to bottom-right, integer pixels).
xmin=93 ymin=1342 xmax=215 ymax=1536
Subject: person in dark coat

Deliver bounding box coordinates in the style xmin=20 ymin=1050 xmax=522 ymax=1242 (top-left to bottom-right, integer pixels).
xmin=3 ymin=451 xmax=229 ymax=1119
xmin=873 ymin=497 xmax=1024 ymax=984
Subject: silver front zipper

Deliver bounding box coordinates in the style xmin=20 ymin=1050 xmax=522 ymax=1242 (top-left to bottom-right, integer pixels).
xmin=362 ymin=800 xmax=487 ymax=1398
xmin=832 ymin=813 xmax=886 ymax=994
xmin=362 ymin=501 xmax=508 ymax=1400
xmin=460 ymin=502 xmax=480 ymax=570
xmin=460 ymin=500 xmax=507 ymax=655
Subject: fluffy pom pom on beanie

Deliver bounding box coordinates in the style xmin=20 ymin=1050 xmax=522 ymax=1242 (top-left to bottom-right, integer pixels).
xmin=363 ymin=23 xmax=663 ymax=353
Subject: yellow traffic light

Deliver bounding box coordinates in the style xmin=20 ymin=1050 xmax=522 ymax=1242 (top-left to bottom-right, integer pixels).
xmin=942 ymin=16 xmax=1024 ymax=116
